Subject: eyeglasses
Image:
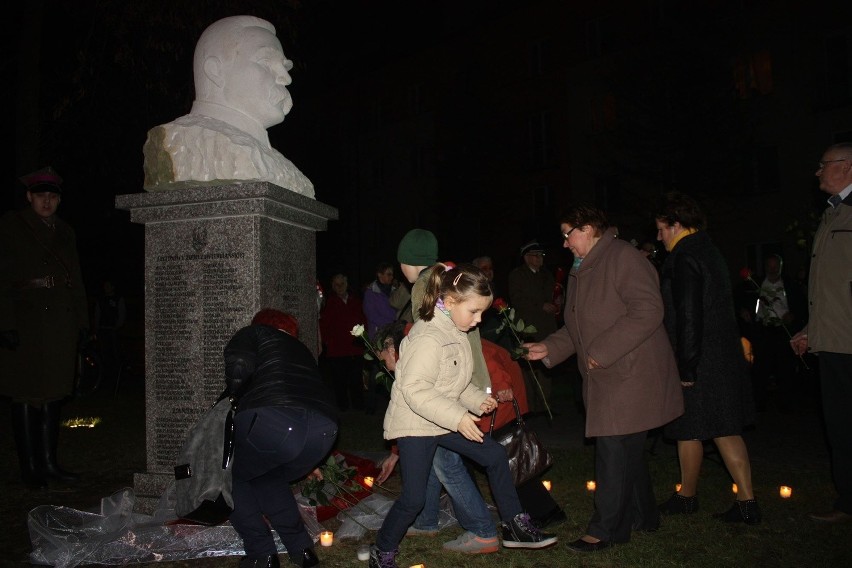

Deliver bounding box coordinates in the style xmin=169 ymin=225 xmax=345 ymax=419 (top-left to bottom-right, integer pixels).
xmin=562 ymin=227 xmax=577 ymax=240
xmin=817 ymin=159 xmax=848 ymax=170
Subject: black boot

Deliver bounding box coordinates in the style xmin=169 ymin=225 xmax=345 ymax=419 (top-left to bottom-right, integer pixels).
xmin=40 ymin=400 xmax=79 ymax=483
xmin=239 ymin=555 xmax=280 ymax=568
xmin=658 ymin=492 xmax=699 ymax=515
xmin=11 ymin=403 xmax=47 ymax=488
xmin=714 ymin=499 xmax=762 ymax=525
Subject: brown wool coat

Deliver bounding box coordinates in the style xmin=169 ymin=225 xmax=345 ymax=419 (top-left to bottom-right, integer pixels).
xmin=540 ymin=228 xmax=683 ymax=437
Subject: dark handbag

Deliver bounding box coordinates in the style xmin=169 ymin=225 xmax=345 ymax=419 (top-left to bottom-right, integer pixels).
xmin=488 ymin=398 xmax=553 ymax=487
xmin=173 ymin=389 xmax=237 ymax=525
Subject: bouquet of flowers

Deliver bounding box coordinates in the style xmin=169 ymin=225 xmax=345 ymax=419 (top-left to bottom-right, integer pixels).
xmin=739 ymin=268 xmax=808 ymax=369
xmin=351 ymin=324 xmax=394 ymax=392
xmin=491 ymin=298 xmax=552 ymax=420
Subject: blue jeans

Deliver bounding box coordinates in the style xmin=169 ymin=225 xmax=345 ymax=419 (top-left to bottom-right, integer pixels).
xmin=412 ymin=446 xmax=496 ymax=537
xmin=230 ymin=406 xmax=338 ymax=557
xmin=376 ymin=432 xmax=521 ymax=552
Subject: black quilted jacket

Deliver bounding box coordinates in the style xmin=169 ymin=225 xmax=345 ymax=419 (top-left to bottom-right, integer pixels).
xmin=224 ymin=324 xmax=339 ymax=423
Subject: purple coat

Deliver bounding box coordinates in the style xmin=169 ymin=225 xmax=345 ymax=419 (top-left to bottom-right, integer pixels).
xmin=541 ymin=228 xmax=683 ymax=437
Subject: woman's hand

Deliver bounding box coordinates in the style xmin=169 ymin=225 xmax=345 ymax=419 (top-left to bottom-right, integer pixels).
xmin=496 ymin=388 xmax=513 ymax=402
xmin=376 ymin=452 xmax=399 ymax=484
xmin=458 ymin=413 xmax=485 ymax=442
xmin=523 ymin=342 xmax=548 ymax=360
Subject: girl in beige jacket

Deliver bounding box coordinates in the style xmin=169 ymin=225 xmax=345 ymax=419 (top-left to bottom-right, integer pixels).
xmin=369 ymin=263 xmax=557 ymax=568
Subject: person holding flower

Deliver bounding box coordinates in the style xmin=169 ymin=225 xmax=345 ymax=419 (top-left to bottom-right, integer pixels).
xmin=653 ymin=191 xmax=761 ymax=525
xmin=739 ymin=254 xmax=808 ymax=412
xmin=368 ymin=263 xmax=557 ymax=568
xmin=523 ymin=203 xmax=683 ymax=552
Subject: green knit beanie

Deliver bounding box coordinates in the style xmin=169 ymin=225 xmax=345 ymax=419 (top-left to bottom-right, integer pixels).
xmin=397 ymin=229 xmax=438 ymax=266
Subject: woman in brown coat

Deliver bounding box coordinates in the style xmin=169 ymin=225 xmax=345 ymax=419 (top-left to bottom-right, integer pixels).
xmin=525 ymin=203 xmax=683 ymax=552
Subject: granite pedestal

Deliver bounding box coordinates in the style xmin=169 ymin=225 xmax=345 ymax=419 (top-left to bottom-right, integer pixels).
xmin=115 ymin=182 xmax=337 ymax=512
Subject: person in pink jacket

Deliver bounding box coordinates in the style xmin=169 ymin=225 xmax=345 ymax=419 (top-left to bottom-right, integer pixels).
xmin=524 ymin=203 xmax=684 ymax=553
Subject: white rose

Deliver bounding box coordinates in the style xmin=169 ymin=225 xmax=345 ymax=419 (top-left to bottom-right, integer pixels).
xmin=351 ymin=324 xmax=365 ymax=337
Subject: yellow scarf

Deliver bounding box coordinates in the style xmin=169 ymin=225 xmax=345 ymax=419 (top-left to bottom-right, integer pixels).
xmin=667 ymin=228 xmax=698 ymax=251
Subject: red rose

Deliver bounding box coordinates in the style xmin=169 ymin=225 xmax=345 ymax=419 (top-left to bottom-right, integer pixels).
xmin=492 ymin=297 xmax=508 ymax=312
xmin=739 ymin=267 xmax=752 ymax=281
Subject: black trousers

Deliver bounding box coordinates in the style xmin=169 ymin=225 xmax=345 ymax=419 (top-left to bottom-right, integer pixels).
xmin=752 ymin=325 xmax=798 ymax=410
xmin=587 ymin=431 xmax=659 ymax=544
xmin=818 ymin=352 xmax=852 ymax=514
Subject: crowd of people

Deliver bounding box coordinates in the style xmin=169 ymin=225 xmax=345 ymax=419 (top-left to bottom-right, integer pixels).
xmin=5 ymin=142 xmax=850 ymax=568
xmin=9 ymin=13 xmax=849 ymax=567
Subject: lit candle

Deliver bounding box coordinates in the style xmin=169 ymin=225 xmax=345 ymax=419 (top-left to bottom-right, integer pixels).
xmin=542 ymin=480 xmax=552 ymax=491
xmin=586 ymin=480 xmax=596 ymax=491
xmin=364 ymin=476 xmax=374 ymax=488
xmin=409 ymin=565 xmax=426 ymax=568
xmin=320 ymin=531 xmax=333 ymax=547
xmin=675 ymin=483 xmax=682 ymax=492
xmin=779 ymin=486 xmax=792 ymax=499
xmin=732 ymin=483 xmax=738 ymax=494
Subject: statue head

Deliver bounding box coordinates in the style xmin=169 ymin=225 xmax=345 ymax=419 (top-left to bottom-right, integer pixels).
xmin=192 ymin=16 xmax=294 ymax=130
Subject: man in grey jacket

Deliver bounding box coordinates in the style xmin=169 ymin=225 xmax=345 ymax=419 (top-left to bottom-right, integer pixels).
xmin=791 ymin=142 xmax=852 ymax=524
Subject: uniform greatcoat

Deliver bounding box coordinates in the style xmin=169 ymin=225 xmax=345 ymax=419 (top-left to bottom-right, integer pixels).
xmin=0 ymin=208 xmax=88 ymax=403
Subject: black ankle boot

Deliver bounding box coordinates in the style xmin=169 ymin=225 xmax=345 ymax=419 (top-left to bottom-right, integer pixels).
xmin=11 ymin=403 xmax=47 ymax=489
xmin=714 ymin=499 xmax=762 ymax=525
xmin=39 ymin=401 xmax=79 ymax=483
xmin=239 ymin=554 xmax=280 ymax=568
xmin=658 ymin=492 xmax=699 ymax=514
xmin=289 ymin=547 xmax=319 ymax=567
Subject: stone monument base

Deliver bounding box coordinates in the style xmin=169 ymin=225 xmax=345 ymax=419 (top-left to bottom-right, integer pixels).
xmin=116 ymin=182 xmax=337 ymax=514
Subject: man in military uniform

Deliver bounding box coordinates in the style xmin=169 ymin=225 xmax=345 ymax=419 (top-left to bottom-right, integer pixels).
xmin=0 ymin=167 xmax=89 ymax=488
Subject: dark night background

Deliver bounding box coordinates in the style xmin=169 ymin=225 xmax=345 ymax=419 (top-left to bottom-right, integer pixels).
xmin=9 ymin=0 xmax=852 ymax=313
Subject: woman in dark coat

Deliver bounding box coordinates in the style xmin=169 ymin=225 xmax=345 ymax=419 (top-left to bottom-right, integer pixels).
xmin=654 ymin=191 xmax=760 ymax=525
xmin=225 ymin=309 xmax=339 ymax=568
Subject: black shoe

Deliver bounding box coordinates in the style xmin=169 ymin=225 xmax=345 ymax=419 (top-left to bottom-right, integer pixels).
xmin=288 ymin=547 xmax=318 ymax=567
xmin=566 ymin=538 xmax=612 ymax=553
xmin=239 ymin=555 xmax=280 ymax=568
xmin=501 ymin=512 xmax=558 ymax=549
xmin=714 ymin=499 xmax=761 ymax=525
xmin=532 ymin=508 xmax=567 ymax=530
xmin=659 ymin=492 xmax=699 ymax=515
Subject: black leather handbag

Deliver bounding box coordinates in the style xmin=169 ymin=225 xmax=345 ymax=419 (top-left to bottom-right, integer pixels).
xmin=488 ymin=399 xmax=553 ymax=487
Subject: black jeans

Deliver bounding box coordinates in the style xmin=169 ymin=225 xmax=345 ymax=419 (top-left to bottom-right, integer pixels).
xmin=230 ymin=406 xmax=338 ymax=557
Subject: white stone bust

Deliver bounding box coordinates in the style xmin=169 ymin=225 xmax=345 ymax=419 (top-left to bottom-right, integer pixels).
xmin=143 ymin=15 xmax=314 ymax=197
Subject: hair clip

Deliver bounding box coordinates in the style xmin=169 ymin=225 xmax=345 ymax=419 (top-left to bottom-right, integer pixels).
xmin=452 ymin=273 xmax=463 ymax=286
